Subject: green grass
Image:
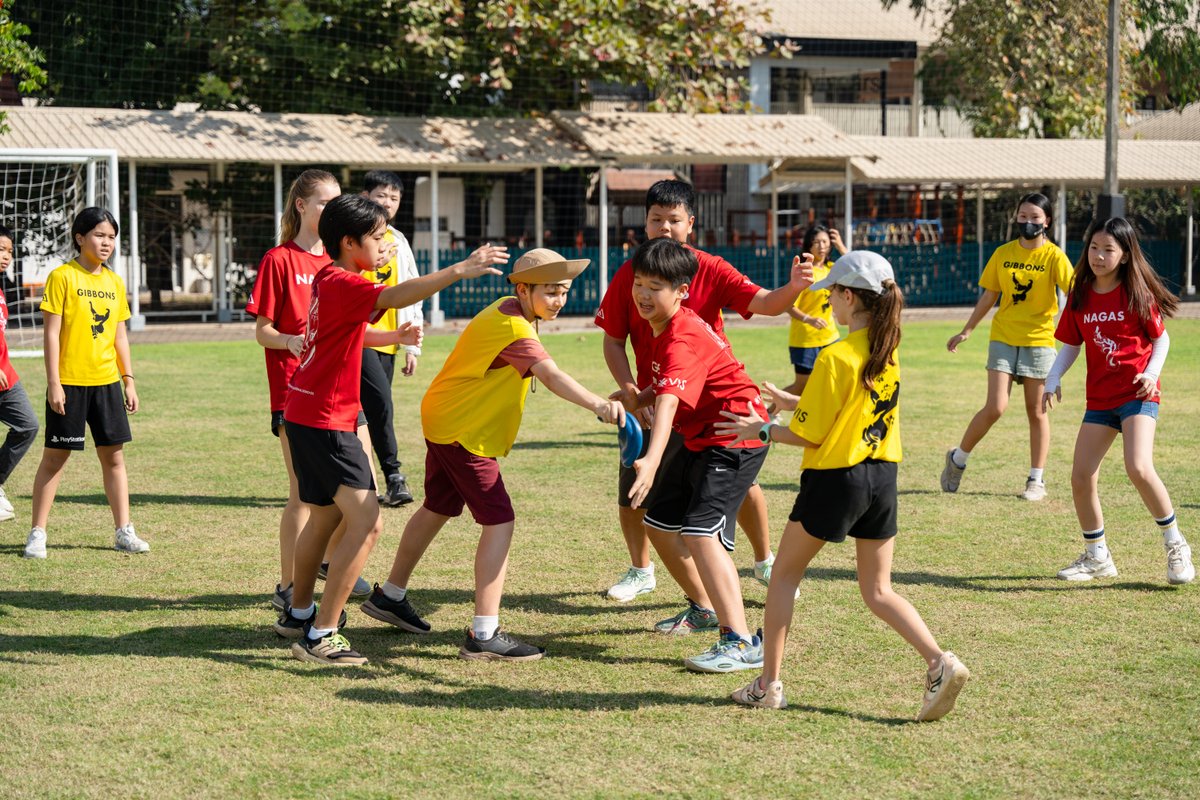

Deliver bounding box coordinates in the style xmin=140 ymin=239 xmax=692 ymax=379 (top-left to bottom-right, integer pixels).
xmin=1 ymin=319 xmax=1198 ymax=799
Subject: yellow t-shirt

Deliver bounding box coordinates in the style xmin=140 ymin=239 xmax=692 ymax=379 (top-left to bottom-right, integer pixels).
xmin=979 ymin=240 xmax=1073 ymax=348
xmin=788 ymin=261 xmax=839 ymax=348
xmin=789 ymin=327 xmax=901 ymax=471
xmin=421 ymin=298 xmax=538 ymax=457
xmin=362 ymin=229 xmax=399 ymax=355
xmin=39 ymin=260 xmax=131 ymax=386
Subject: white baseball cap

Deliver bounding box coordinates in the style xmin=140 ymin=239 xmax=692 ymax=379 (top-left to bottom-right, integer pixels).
xmin=810 ymin=250 xmax=895 ymax=295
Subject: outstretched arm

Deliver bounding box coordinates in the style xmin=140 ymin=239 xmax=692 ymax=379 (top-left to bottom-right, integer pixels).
xmin=746 ymin=253 xmax=816 ymax=316
xmin=529 ymin=358 xmax=624 ymax=425
xmin=377 ymin=243 xmax=508 ymax=310
xmin=714 ymin=409 xmax=814 ymax=448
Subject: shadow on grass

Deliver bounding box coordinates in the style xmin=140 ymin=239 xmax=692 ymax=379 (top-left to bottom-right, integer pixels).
xmin=0 ymin=590 xmax=270 ymax=614
xmin=509 ymin=439 xmax=611 ymax=451
xmin=337 ymin=682 xmax=720 ymax=711
xmin=0 ymin=543 xmax=111 ymax=555
xmin=802 ymin=566 xmax=1174 ymax=593
xmin=53 ymin=493 xmax=285 ymax=509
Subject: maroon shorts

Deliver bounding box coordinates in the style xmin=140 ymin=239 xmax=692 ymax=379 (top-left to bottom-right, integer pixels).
xmin=422 ymin=440 xmax=515 ymax=526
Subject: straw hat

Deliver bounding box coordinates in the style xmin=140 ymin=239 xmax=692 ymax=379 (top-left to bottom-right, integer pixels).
xmin=507 ymin=248 xmax=590 ymax=284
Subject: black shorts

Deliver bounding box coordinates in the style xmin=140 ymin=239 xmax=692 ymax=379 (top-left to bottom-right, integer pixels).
xmin=617 ymin=428 xmax=686 ymax=508
xmin=44 ymin=382 xmax=131 ymax=451
xmin=274 ymin=409 xmax=366 ymax=437
xmin=283 ymin=420 xmax=375 ymax=506
xmin=789 ymin=459 xmax=898 ymax=543
xmin=644 ymin=444 xmax=768 ymax=552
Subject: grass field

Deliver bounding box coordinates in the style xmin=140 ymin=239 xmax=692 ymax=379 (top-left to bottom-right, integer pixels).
xmin=1 ymin=317 xmax=1198 ymax=799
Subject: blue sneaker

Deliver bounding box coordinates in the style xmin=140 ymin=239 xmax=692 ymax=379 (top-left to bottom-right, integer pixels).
xmin=684 ymin=628 xmax=764 ymax=673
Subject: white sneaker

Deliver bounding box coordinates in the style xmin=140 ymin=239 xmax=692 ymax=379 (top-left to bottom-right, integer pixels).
xmin=1057 ymin=550 xmax=1118 ymax=581
xmin=1165 ymin=540 xmax=1195 ymax=585
xmin=0 ymin=507 xmax=13 ymax=522
xmin=115 ymin=524 xmax=150 ymax=554
xmin=940 ymin=449 xmax=965 ymax=493
xmin=607 ymin=567 xmax=656 ymax=602
xmin=0 ymin=486 xmax=13 ymax=514
xmin=731 ymin=675 xmax=788 ymax=709
xmin=917 ymin=651 xmax=970 ymax=722
xmin=23 ymin=527 xmax=47 ymax=559
xmin=1021 ymin=479 xmax=1047 ymax=501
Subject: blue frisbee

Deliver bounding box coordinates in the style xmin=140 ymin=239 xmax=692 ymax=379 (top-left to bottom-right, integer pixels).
xmin=618 ymin=412 xmax=644 ymax=468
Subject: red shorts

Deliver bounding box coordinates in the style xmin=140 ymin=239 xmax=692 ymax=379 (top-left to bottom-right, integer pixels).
xmin=422 ymin=440 xmax=515 ymax=526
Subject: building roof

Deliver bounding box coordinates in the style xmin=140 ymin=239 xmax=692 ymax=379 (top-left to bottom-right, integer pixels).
xmin=0 ymin=106 xmax=595 ymax=169
xmin=816 ymin=136 xmax=1200 ymax=187
xmin=552 ymin=111 xmax=868 ymax=164
xmin=757 ymin=0 xmax=943 ymax=47
xmin=1121 ymin=104 xmax=1200 ymax=141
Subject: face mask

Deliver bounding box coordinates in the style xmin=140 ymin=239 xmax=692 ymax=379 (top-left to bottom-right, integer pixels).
xmin=1017 ymin=221 xmax=1045 ymax=240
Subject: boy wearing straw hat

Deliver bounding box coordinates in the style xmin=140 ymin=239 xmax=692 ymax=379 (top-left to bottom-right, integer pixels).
xmin=364 ymin=248 xmax=625 ymax=661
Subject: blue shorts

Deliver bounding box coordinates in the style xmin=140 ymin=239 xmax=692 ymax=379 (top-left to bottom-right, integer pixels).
xmin=790 ymin=345 xmax=831 ymax=375
xmin=1082 ymin=399 xmax=1158 ymax=431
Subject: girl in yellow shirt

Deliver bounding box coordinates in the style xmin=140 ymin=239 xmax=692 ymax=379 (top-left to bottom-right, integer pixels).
xmin=776 ymin=225 xmax=845 ymax=409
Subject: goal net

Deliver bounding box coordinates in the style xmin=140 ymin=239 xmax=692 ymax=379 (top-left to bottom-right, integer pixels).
xmin=0 ymin=149 xmax=120 ymax=355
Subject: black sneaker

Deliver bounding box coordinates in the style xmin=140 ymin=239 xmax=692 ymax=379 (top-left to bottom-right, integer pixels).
xmin=271 ymin=582 xmax=293 ymax=613
xmin=291 ymin=628 xmax=368 ymax=666
xmin=273 ymin=604 xmax=347 ymax=640
xmin=317 ymin=562 xmax=328 ymax=581
xmin=360 ymin=584 xmax=431 ymax=633
xmin=381 ymin=474 xmax=414 ymax=507
xmin=459 ymin=628 xmax=545 ymax=662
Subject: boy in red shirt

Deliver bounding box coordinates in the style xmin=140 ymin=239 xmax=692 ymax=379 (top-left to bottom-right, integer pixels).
xmin=0 ymin=225 xmax=39 ymax=527
xmin=275 ymin=194 xmax=508 ymax=665
xmin=627 ymin=238 xmax=811 ymax=672
xmin=596 ymin=180 xmax=811 ymax=630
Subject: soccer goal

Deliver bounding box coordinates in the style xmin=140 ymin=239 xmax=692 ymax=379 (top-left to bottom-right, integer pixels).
xmin=0 ymin=148 xmax=122 ymax=356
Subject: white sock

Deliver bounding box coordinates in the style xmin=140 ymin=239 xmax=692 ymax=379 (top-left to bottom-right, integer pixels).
xmin=1083 ymin=529 xmax=1108 ymax=560
xmin=307 ymin=625 xmax=335 ymax=641
xmin=1029 ymin=468 xmax=1044 ymax=483
xmin=1156 ymin=512 xmax=1183 ymax=546
xmin=381 ymin=581 xmax=407 ymax=601
xmin=473 ymin=615 xmax=499 ymax=640
xmin=952 ymin=448 xmax=970 ymax=468
xmin=291 ymin=603 xmax=315 ymax=620
xmin=632 ymin=564 xmax=653 ymax=574
xmin=754 ymin=552 xmax=774 ymax=570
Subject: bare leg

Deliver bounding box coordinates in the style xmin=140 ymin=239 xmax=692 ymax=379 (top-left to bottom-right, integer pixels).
xmin=387 ymin=505 xmax=452 ymax=588
xmin=1121 ymin=414 xmax=1173 ymax=518
xmin=474 ymin=521 xmax=516 ymax=617
xmin=645 ymin=524 xmax=713 ymax=608
xmin=683 ymin=534 xmax=748 ymax=635
xmin=1023 ymin=379 xmax=1050 ymax=471
xmin=278 ymin=428 xmax=310 ymax=587
xmin=31 ymin=448 xmax=72 ymax=529
xmin=760 ymin=521 xmax=826 ymax=683
xmin=95 ymin=444 xmax=131 ymax=528
xmin=737 ymin=484 xmax=772 ymax=563
xmin=290 ymin=503 xmax=343 ymax=612
xmin=619 ymin=505 xmax=652 ymax=569
xmin=1071 ymin=423 xmax=1118 ymax=532
xmin=958 ymin=369 xmax=1013 ymax=453
xmin=325 ymin=424 xmax=374 ymax=563
xmin=312 ymin=485 xmax=383 ymax=630
xmin=856 ymin=537 xmax=942 ymax=669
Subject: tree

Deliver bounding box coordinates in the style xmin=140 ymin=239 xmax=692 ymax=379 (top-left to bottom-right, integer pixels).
xmin=885 ymin=0 xmax=1200 ymax=138
xmin=0 ymin=0 xmax=47 ymax=130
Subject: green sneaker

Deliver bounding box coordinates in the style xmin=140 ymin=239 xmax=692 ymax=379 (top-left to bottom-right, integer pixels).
xmin=606 ymin=567 xmax=656 ymax=602
xmin=654 ymin=599 xmax=719 ymax=635
xmin=684 ymin=628 xmax=764 ymax=674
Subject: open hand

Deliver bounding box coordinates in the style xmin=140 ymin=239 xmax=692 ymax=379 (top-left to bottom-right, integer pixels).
xmin=789 ymin=252 xmax=816 ymax=291
xmin=761 ymin=381 xmax=798 ymax=412
xmin=714 ymin=409 xmax=764 ymax=443
xmin=1132 ymin=373 xmax=1160 ymax=400
xmin=1041 ymin=386 xmax=1061 ymax=413
xmin=457 ymin=243 xmax=509 ymax=279
xmin=396 ymin=321 xmax=423 ymax=348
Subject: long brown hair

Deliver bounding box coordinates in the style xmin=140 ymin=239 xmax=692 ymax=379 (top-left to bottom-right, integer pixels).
xmin=1069 ymin=217 xmax=1178 ymax=320
xmin=279 ymin=169 xmax=338 ymax=245
xmin=849 ymin=280 xmax=903 ymax=390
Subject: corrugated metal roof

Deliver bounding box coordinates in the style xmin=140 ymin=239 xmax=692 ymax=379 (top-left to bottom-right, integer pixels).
xmin=552 ymin=111 xmax=868 ymax=164
xmin=0 ymin=106 xmax=595 ymax=169
xmin=819 ymin=136 xmax=1200 ymax=186
xmin=1121 ymin=104 xmax=1200 ymax=141
xmin=757 ymin=0 xmax=943 ymax=47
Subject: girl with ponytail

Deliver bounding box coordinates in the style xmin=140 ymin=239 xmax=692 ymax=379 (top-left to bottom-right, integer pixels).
xmin=717 ymin=251 xmax=969 ymax=722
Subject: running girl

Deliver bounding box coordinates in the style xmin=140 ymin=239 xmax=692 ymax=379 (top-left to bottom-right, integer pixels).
xmin=1043 ymin=217 xmax=1193 ymax=585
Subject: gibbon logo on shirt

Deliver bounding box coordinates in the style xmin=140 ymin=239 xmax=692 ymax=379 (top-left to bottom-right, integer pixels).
xmin=89 ymin=301 xmax=111 ymax=339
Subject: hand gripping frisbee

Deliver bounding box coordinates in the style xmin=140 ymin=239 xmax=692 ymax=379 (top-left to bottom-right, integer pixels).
xmin=618 ymin=412 xmax=644 ymax=468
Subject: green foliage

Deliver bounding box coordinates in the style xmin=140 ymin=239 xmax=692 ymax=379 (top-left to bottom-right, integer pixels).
xmin=0 ymin=0 xmax=47 ymax=131
xmin=884 ymin=0 xmax=1200 ymax=138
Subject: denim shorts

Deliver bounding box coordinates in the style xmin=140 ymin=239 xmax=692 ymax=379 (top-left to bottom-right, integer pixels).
xmin=1082 ymin=399 xmax=1159 ymax=431
xmin=986 ymin=341 xmax=1056 ymax=383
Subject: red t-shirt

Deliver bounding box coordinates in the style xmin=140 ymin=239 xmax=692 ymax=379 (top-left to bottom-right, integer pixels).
xmin=1055 ymin=283 xmax=1166 ymax=411
xmin=487 ymin=298 xmax=551 ymax=377
xmin=0 ymin=294 xmax=18 ymax=389
xmin=594 ymin=245 xmax=761 ymax=387
xmin=245 ymin=242 xmax=327 ymax=411
xmin=650 ymin=306 xmax=768 ymax=451
xmin=283 ymin=266 xmax=386 ymax=431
